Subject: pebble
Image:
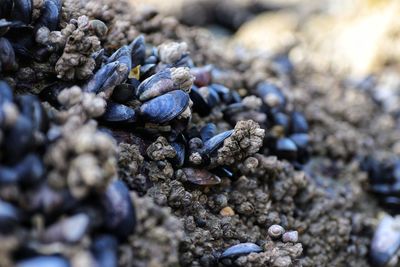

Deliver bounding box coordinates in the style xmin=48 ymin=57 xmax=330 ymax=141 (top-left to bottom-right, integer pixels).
xmin=282 ymin=231 xmax=298 ymax=243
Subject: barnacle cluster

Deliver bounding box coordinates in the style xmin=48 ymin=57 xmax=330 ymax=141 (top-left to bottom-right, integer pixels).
xmin=53 ymin=16 xmax=105 ymax=81
xmin=216 ymin=120 xmax=265 ymax=165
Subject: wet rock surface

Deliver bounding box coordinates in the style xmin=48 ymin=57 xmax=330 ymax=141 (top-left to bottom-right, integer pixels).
xmin=0 ymin=0 xmax=399 ymax=266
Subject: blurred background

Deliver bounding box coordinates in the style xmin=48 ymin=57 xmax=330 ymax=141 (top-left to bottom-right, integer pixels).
xmin=130 ymin=0 xmax=400 ymax=78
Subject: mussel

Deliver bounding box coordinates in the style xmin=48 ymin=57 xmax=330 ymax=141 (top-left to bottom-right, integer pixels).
xmin=139 ymin=90 xmax=190 ymax=124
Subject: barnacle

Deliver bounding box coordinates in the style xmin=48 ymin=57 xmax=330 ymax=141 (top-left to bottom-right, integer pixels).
xmin=146 ymin=136 xmax=176 ymax=161
xmin=217 ymin=120 xmax=265 ymax=165
xmin=44 ymin=86 xmax=112 ymax=198
xmin=158 ymin=41 xmax=188 ymax=64
xmin=54 ymin=16 xmax=103 ymax=80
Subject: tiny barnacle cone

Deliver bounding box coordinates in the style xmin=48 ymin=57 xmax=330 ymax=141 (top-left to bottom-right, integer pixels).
xmin=158 ymin=41 xmax=188 ymax=64
xmin=268 ymin=224 xmax=285 ymax=239
xmin=220 ymin=206 xmax=235 ymax=217
xmin=137 ymin=67 xmax=193 ymax=101
xmin=189 ymin=152 xmax=203 ymax=165
xmin=282 ymin=231 xmax=299 ymax=243
xmin=170 ymin=67 xmax=195 ymax=93
xmin=146 ymin=136 xmax=176 ymax=161
xmin=244 ymin=157 xmax=259 ymax=170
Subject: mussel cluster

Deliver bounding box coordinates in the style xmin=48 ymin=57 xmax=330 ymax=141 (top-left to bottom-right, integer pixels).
xmin=2 ymin=0 xmax=380 ymax=266
xmin=362 ymin=156 xmax=400 ymax=215
xmin=0 ymin=1 xmax=306 ymax=266
xmin=0 ymin=80 xmax=136 ymax=265
xmin=0 ymin=0 xmax=62 ymax=71
xmin=0 ymin=80 xmax=46 ymax=185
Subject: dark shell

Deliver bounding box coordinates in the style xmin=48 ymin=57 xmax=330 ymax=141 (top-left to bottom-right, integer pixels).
xmin=363 ymin=157 xmax=400 ymax=213
xmin=370 ymin=183 xmax=400 ymax=198
xmin=140 ymin=63 xmax=156 ymax=80
xmin=219 ymin=243 xmax=262 ymax=260
xmin=14 ymin=153 xmax=45 ymax=186
xmin=0 ymin=80 xmax=13 ymax=104
xmin=182 ymin=168 xmax=221 ymax=185
xmin=0 ymin=165 xmax=18 ymax=184
xmin=16 ymin=94 xmax=49 ymax=133
xmin=3 ymin=116 xmax=34 ymax=164
xmin=16 ymin=256 xmax=69 ymax=267
xmin=256 ymin=81 xmax=286 ymax=110
xmin=145 ymin=55 xmax=158 ymax=65
xmin=0 ymin=37 xmax=17 ymax=72
xmin=290 ymin=111 xmax=308 ymax=134
xmin=379 ymin=196 xmax=400 ymax=213
xmin=209 ymin=84 xmax=232 ymax=103
xmin=0 ymin=1 xmax=14 ymax=20
xmin=5 ymin=26 xmax=35 ymax=59
xmin=204 ymin=86 xmax=221 ymax=108
xmin=362 ymin=157 xmax=395 ymax=185
xmin=0 ymin=19 xmax=13 ymax=36
xmin=173 ymin=54 xmax=194 ymax=68
xmin=190 ymin=86 xmax=210 ymax=117
xmin=223 ymin=103 xmax=247 ymax=119
xmin=272 ymin=112 xmax=290 ymax=131
xmin=129 ymin=35 xmax=146 ymax=67
xmin=11 ymin=0 xmax=32 ymax=24
xmin=139 ymin=90 xmax=190 ymax=124
xmin=370 ymin=215 xmax=400 ymax=267
xmin=107 ymin=45 xmax=132 ymax=70
xmin=136 ymin=68 xmax=173 ymax=101
xmin=289 ymin=133 xmax=309 ymax=150
xmin=200 ymin=123 xmax=217 ymax=142
xmin=0 ymin=200 xmax=19 ymax=232
xmin=200 ymin=130 xmax=233 ymax=156
xmin=275 ymin=138 xmax=297 ymax=160
xmin=92 ymin=235 xmax=118 ymax=267
xmin=101 ymin=102 xmax=137 ymax=123
xmin=35 ymin=0 xmax=62 ymax=31
xmin=101 ymin=180 xmax=136 ymax=240
xmin=127 ymin=77 xmax=141 ymax=88
xmin=0 ymin=154 xmax=44 ymax=185
xmin=100 ymin=64 xmax=129 ymax=98
xmin=33 ymin=45 xmax=52 ymax=62
xmin=169 ymin=118 xmax=190 ymax=141
xmin=171 ymin=142 xmax=185 ymax=167
xmin=191 ymin=65 xmax=212 ymax=87
xmin=83 ymin=61 xmax=119 ymax=94
xmin=92 ymin=49 xmax=105 ymax=70
xmin=41 ymin=213 xmax=90 ymax=244
xmin=111 ymin=83 xmax=137 ymax=103
xmin=27 ymin=185 xmax=75 ymax=216
xmin=231 ymin=90 xmax=242 ymax=103
xmin=289 ymin=133 xmax=309 ymax=163
xmin=39 ymin=81 xmax=70 ymax=108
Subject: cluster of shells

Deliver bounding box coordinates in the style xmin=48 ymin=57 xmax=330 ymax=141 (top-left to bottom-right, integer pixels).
xmin=2 ymin=0 xmax=400 ymax=267
xmin=0 ymin=0 xmax=314 ymax=266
